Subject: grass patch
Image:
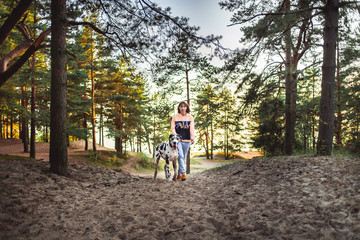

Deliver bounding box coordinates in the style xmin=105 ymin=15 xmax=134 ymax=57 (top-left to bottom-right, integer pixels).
xmin=0 ymin=154 xmax=36 ymax=162
xmin=190 ymin=157 xmax=201 ymax=165
xmin=133 ymin=153 xmax=167 ymax=173
xmin=215 ymin=152 xmax=245 ymax=160
xmin=134 ymin=152 xmax=155 ymax=171
xmin=89 ymin=150 xmax=127 ymax=168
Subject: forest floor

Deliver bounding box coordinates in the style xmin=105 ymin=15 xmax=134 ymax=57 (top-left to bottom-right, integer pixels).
xmin=0 ymin=139 xmax=360 ymax=239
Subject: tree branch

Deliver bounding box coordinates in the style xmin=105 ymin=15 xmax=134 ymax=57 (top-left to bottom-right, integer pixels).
xmin=227 ymin=6 xmax=324 ymax=27
xmin=0 ymin=0 xmax=33 ymax=46
xmin=0 ymin=29 xmax=51 ymax=88
xmin=0 ymin=39 xmax=33 ymax=73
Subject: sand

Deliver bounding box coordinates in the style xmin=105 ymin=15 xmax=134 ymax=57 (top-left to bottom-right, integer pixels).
xmin=0 ymin=141 xmax=359 ymax=239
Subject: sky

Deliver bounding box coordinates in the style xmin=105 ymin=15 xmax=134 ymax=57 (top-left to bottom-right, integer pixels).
xmin=152 ymin=0 xmax=243 ymax=53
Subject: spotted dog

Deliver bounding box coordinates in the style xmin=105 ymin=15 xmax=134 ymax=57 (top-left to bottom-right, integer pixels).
xmin=154 ymin=134 xmax=181 ymax=182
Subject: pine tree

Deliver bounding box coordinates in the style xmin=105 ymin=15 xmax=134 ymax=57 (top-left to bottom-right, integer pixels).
xmin=49 ymin=0 xmax=68 ymax=176
xmin=195 ymin=85 xmax=219 ymax=159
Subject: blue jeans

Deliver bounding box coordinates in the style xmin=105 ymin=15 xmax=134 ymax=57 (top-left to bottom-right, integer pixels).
xmin=178 ymin=141 xmax=190 ymax=174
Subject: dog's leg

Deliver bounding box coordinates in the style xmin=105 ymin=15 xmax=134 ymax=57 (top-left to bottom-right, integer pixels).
xmin=165 ymin=157 xmax=172 ymax=182
xmin=172 ymin=157 xmax=177 ymax=181
xmin=154 ymin=155 xmax=159 ymax=180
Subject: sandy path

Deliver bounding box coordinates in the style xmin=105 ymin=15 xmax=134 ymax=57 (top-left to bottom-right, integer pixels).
xmin=1 ymin=153 xmax=359 ymax=239
xmin=1 ymin=140 xmax=359 ymax=239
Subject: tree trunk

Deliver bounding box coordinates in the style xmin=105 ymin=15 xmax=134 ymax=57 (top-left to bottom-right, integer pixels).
xmin=30 ymin=6 xmax=38 ymax=158
xmin=317 ymin=0 xmax=338 ymax=155
xmin=205 ymin=105 xmax=209 ymax=159
xmin=45 ymin=125 xmax=48 ymax=142
xmin=0 ymin=115 xmax=2 ymax=139
xmin=211 ymin=121 xmax=214 ymax=159
xmin=30 ymin=54 xmax=36 ymax=158
xmin=90 ymin=35 xmax=96 ymax=152
xmin=99 ymin=103 xmax=103 ymax=146
xmin=185 ymin=69 xmax=190 ymax=174
xmin=205 ymin=130 xmax=209 ymax=159
xmin=335 ymin=40 xmax=342 ymax=147
xmin=226 ymin=112 xmax=229 ymax=159
xmin=283 ymin=0 xmax=295 ymax=155
xmin=21 ymin=86 xmax=29 ymax=152
xmin=50 ymin=0 xmax=68 ymax=175
xmin=312 ymin=73 xmax=316 ymax=150
xmin=147 ymin=134 xmax=152 ymax=155
xmin=10 ymin=115 xmax=13 ymax=138
xmin=83 ymin=112 xmax=88 ymax=151
xmin=82 ymin=82 xmax=88 ymax=150
xmin=153 ymin=115 xmax=156 ymax=158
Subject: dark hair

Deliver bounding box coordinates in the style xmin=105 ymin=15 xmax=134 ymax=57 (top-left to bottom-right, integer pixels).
xmin=177 ymin=101 xmax=190 ymax=114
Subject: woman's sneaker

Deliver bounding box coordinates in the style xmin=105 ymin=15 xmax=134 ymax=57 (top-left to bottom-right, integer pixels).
xmin=181 ymin=173 xmax=186 ymax=181
xmin=177 ymin=174 xmax=182 ymax=180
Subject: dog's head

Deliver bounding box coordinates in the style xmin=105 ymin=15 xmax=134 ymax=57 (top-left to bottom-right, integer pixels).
xmin=169 ymin=134 xmax=181 ymax=150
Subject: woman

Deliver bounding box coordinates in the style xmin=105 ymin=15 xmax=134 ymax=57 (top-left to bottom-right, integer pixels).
xmin=171 ymin=101 xmax=195 ymax=181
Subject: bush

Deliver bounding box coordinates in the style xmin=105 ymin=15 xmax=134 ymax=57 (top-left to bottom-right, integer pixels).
xmin=136 ymin=152 xmax=154 ymax=170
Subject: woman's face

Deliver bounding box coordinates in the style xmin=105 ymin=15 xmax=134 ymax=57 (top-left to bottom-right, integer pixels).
xmin=179 ymin=104 xmax=187 ymax=114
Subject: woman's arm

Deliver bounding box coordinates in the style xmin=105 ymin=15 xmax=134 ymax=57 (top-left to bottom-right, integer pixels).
xmin=190 ymin=115 xmax=195 ymax=143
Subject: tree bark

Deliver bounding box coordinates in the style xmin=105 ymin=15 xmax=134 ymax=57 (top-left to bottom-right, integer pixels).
xmin=205 ymin=130 xmax=209 ymax=159
xmin=50 ymin=0 xmax=68 ymax=175
xmin=83 ymin=112 xmax=88 ymax=151
xmin=211 ymin=121 xmax=213 ymax=159
xmin=283 ymin=0 xmax=295 ymax=155
xmin=90 ymin=35 xmax=96 ymax=151
xmin=0 ymin=115 xmax=2 ymax=139
xmin=335 ymin=40 xmax=342 ymax=147
xmin=30 ymin=53 xmax=36 ymax=159
xmin=30 ymin=5 xmax=38 ymax=159
xmin=185 ymin=69 xmax=190 ymax=174
xmin=153 ymin=115 xmax=156 ymax=158
xmin=317 ymin=0 xmax=338 ymax=155
xmin=21 ymin=86 xmax=29 ymax=152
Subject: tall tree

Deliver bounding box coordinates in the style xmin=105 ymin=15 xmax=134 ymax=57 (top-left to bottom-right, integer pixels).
xmin=195 ymin=85 xmax=219 ymax=159
xmin=317 ymin=0 xmax=338 ymax=155
xmin=217 ymin=88 xmax=243 ymax=159
xmin=49 ymin=0 xmax=68 ymax=175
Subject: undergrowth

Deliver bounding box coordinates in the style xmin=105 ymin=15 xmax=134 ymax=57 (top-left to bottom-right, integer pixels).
xmin=89 ymin=150 xmax=127 ymax=168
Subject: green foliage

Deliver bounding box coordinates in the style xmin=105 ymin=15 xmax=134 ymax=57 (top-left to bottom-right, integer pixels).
xmin=251 ymin=98 xmax=284 ymax=156
xmin=194 ymin=85 xmax=219 ymax=158
xmin=134 ymin=152 xmax=155 ymax=170
xmin=295 ymin=68 xmax=321 ymax=153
